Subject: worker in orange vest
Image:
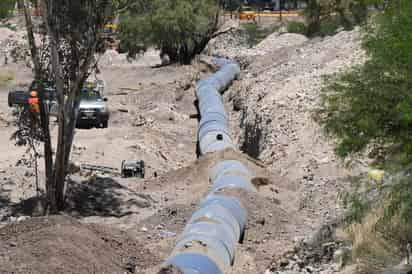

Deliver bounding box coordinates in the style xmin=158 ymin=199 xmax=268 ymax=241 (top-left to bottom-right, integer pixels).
xmin=28 ymin=91 xmax=40 ymax=113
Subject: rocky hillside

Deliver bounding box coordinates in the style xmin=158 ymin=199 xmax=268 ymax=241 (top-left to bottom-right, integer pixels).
xmin=210 ymin=28 xmax=367 ymax=273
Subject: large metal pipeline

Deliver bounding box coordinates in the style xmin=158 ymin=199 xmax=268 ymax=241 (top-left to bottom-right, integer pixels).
xmin=162 ymin=58 xmax=256 ymax=274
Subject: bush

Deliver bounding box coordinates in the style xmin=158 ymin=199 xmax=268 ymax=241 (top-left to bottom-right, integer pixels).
xmin=319 ymin=0 xmax=412 ymax=163
xmin=304 ymin=0 xmax=368 ymax=37
xmin=287 ymin=21 xmax=307 ymax=35
xmin=118 ymin=0 xmax=220 ymax=65
xmin=319 ymin=0 xmax=412 ymax=269
xmin=0 ymin=0 xmax=15 ymax=20
xmin=243 ymin=22 xmax=264 ymax=47
xmin=318 ymin=16 xmax=341 ymax=36
xmin=242 ymin=22 xmax=279 ymax=48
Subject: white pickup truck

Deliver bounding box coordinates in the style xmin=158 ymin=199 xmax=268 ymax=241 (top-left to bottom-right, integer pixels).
xmin=76 ymin=80 xmax=110 ymax=128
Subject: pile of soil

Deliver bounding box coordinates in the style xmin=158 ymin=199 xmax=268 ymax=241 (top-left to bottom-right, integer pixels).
xmin=0 ymin=215 xmax=160 ymax=274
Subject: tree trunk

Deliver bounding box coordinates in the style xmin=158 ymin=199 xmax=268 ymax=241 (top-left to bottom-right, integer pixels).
xmin=280 ymin=0 xmax=283 ymax=22
xmin=50 ymin=39 xmax=67 ymax=211
xmin=21 ymin=0 xmax=54 ymax=213
xmin=41 ymin=0 xmax=68 ymax=212
xmin=306 ymin=0 xmax=321 ymax=36
xmin=19 ymin=0 xmax=116 ymax=213
xmin=335 ymin=0 xmax=351 ymax=29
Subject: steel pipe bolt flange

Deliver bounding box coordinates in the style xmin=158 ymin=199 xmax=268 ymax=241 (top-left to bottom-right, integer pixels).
xmin=174 ymin=234 xmax=232 ymax=266
xmin=201 ymin=141 xmax=236 ymax=154
xmin=201 ymin=194 xmax=248 ymax=234
xmin=210 ymin=160 xmax=254 ymax=183
xmin=189 ymin=203 xmax=241 ymax=241
xmin=199 ymin=103 xmax=226 ymax=118
xmin=199 ymin=132 xmax=234 ymax=155
xmin=164 ymin=252 xmax=223 ymax=274
xmin=213 ymin=58 xmax=236 ymax=67
xmin=198 ymin=121 xmax=230 ymax=141
xmin=199 ymin=112 xmax=228 ymax=127
xmin=179 ymin=222 xmax=237 ymax=261
xmin=212 ymin=175 xmax=257 ymax=193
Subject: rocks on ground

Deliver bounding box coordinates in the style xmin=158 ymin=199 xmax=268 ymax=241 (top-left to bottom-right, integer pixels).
xmin=211 ymin=27 xmax=366 ymax=273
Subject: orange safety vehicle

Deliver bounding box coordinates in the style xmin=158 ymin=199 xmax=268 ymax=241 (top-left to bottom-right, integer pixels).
xmin=239 ymin=6 xmax=257 ymax=20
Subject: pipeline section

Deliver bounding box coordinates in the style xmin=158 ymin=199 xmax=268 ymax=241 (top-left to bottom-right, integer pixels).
xmin=162 ymin=58 xmax=258 ymax=273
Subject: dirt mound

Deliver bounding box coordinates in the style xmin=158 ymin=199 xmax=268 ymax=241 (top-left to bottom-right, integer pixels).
xmin=99 ymin=48 xmax=162 ymax=68
xmin=0 ymin=27 xmax=15 ymax=42
xmin=0 ymin=215 xmax=160 ymax=274
xmin=254 ymin=32 xmax=308 ymax=54
xmin=207 ymin=26 xmax=308 ymax=63
xmin=206 ymin=28 xmax=247 ymax=59
xmin=214 ymin=28 xmax=367 ymax=273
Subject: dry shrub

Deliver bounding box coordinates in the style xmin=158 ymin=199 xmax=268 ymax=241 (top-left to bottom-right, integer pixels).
xmin=0 ymin=71 xmax=14 ymax=87
xmin=344 ymin=209 xmax=402 ymax=273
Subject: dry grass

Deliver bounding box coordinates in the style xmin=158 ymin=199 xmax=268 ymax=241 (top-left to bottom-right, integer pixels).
xmin=0 ymin=71 xmax=14 ymax=87
xmin=341 ymin=208 xmax=403 ymax=273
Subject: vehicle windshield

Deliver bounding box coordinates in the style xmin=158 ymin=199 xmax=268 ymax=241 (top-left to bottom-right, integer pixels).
xmin=31 ymin=81 xmax=55 ymax=90
xmin=80 ymin=89 xmax=102 ymax=100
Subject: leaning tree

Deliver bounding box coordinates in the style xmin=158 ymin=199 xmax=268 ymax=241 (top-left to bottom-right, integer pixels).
xmin=17 ymin=0 xmax=128 ymax=213
xmin=118 ymin=0 xmax=228 ymax=65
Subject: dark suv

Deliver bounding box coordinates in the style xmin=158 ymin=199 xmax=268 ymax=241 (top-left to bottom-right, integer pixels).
xmin=8 ymin=81 xmax=56 ymax=109
xmin=8 ymin=80 xmax=110 ymax=128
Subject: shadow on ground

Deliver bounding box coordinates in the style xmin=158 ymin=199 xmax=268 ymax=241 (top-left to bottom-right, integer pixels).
xmin=0 ymin=190 xmax=11 ymax=214
xmin=0 ymin=194 xmax=10 ymax=209
xmin=1 ymin=177 xmax=154 ymax=219
xmin=0 ymin=188 xmax=13 ymax=221
xmin=65 ymin=176 xmax=154 ymax=218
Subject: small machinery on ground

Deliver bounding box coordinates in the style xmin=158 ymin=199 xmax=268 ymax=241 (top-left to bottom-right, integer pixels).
xmin=80 ymin=160 xmax=145 ymax=179
xmin=121 ymin=160 xmax=145 ymax=178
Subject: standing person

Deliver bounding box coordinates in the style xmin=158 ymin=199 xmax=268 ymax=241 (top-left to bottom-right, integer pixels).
xmin=28 ymin=90 xmax=40 ymax=113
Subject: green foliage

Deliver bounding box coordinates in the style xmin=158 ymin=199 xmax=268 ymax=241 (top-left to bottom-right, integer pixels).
xmin=286 ymin=21 xmax=307 ymax=35
xmin=243 ymin=22 xmax=264 ymax=47
xmin=304 ymin=0 xmax=322 ymax=36
xmin=118 ymin=0 xmax=220 ymax=64
xmin=220 ymin=0 xmax=242 ymax=11
xmin=350 ymin=0 xmax=369 ymax=24
xmin=319 ymin=0 xmax=412 ymax=163
xmin=320 ymin=2 xmax=412 ymax=266
xmin=318 ymin=15 xmax=341 ymax=36
xmin=0 ymin=0 xmax=15 ymax=20
xmin=384 ymin=174 xmax=412 ymax=227
xmin=242 ymin=22 xmax=278 ymax=48
xmin=343 ymin=191 xmax=370 ymax=224
xmin=304 ymin=0 xmax=370 ymax=37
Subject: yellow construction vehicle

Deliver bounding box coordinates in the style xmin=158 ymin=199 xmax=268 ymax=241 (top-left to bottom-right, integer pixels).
xmin=102 ymin=23 xmax=119 ymax=50
xmin=104 ymin=23 xmax=118 ymax=35
xmin=239 ymin=6 xmax=257 ymax=20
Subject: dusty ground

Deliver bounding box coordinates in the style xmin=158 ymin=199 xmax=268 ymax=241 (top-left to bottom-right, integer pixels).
xmin=0 ymin=21 xmax=365 ymax=274
xmin=0 ymin=50 xmax=205 ymax=273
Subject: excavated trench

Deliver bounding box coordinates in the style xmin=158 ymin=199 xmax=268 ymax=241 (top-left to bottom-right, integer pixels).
xmin=239 ymin=112 xmax=264 ymax=160
xmin=160 ymin=58 xmax=261 ymax=273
